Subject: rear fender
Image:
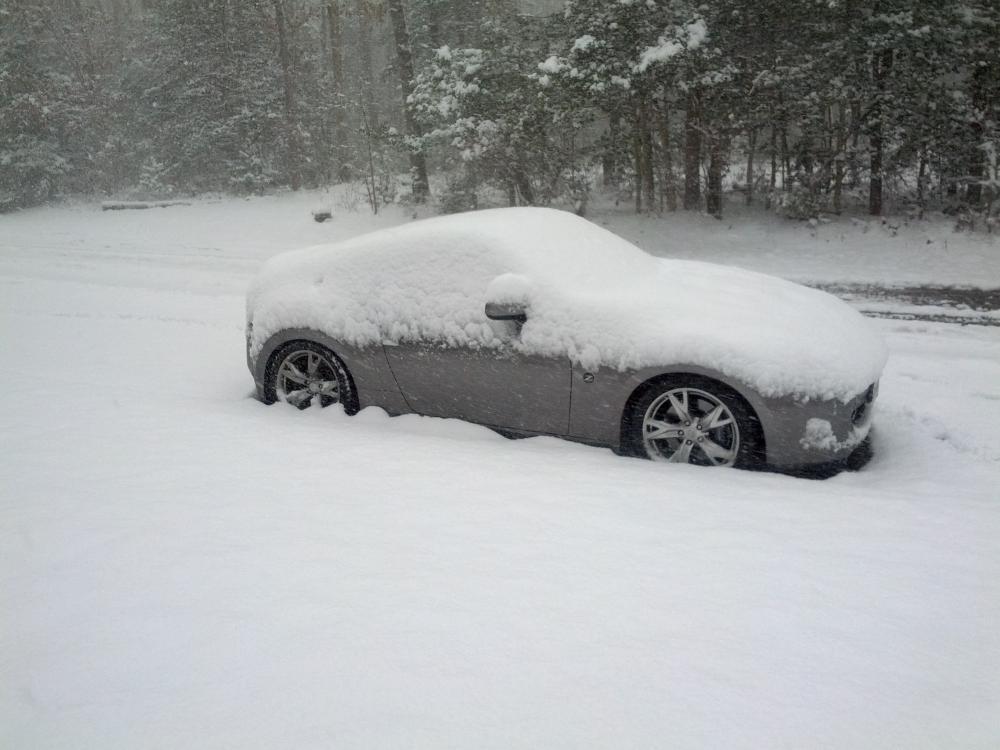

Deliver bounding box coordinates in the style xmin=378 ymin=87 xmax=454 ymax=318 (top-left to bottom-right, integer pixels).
xmin=251 ymin=328 xmax=410 ymax=415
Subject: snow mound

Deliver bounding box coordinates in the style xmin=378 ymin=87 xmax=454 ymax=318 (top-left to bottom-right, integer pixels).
xmin=247 ymin=207 xmax=887 ymax=401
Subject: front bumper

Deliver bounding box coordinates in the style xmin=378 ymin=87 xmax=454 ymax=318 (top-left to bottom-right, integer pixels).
xmin=762 ymin=382 xmax=878 ymax=469
xmin=246 ymin=321 xmax=266 ymax=398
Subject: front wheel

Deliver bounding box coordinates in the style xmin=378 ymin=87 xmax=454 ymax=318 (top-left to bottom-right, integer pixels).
xmin=624 ymin=377 xmax=761 ymax=468
xmin=265 ymin=341 xmax=354 ymax=412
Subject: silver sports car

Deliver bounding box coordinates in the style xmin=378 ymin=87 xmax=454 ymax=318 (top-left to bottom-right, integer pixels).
xmin=247 ymin=208 xmax=885 ymax=472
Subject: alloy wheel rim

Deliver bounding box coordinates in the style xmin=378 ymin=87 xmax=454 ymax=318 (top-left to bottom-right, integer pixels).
xmin=642 ymin=387 xmax=740 ymax=466
xmin=276 ymin=350 xmax=340 ymax=409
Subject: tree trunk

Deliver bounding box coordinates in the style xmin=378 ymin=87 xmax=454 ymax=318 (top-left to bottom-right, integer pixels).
xmin=658 ymin=93 xmax=676 ymax=211
xmin=326 ymin=0 xmax=349 ymax=181
xmin=638 ymin=96 xmax=655 ymax=212
xmin=832 ymin=102 xmax=845 ymax=214
xmin=869 ymin=128 xmax=883 ymax=216
xmin=683 ymin=89 xmax=701 ymax=210
xmin=632 ymin=119 xmax=642 ymax=213
xmin=848 ymin=98 xmax=861 ymax=188
xmin=386 ymin=0 xmax=430 ymax=202
xmin=272 ymin=0 xmax=301 ymax=190
xmin=967 ymin=137 xmax=984 ymax=207
xmin=868 ymin=139 xmax=885 ymax=215
xmin=768 ymin=123 xmax=777 ymax=207
xmin=745 ymin=126 xmax=756 ymax=206
xmin=706 ymin=132 xmax=724 ymax=218
xmin=781 ymin=125 xmax=790 ymax=192
xmin=966 ymin=64 xmax=988 ymax=207
xmin=360 ymin=108 xmax=379 ymax=214
xmin=513 ymin=168 xmax=534 ymax=205
xmin=426 ymin=0 xmax=443 ymax=48
xmin=356 ymin=0 xmax=378 ymax=129
xmin=916 ymin=147 xmax=927 ymax=216
xmin=868 ymin=48 xmax=893 ymax=216
xmin=603 ymin=110 xmax=620 ymax=188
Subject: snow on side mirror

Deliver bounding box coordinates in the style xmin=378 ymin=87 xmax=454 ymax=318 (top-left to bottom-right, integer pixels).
xmin=485 ymin=301 xmax=527 ymax=323
xmin=485 ymin=273 xmax=532 ymax=324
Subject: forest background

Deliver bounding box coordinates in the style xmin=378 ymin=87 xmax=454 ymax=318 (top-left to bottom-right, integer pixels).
xmin=2 ymin=0 xmax=998 ymax=224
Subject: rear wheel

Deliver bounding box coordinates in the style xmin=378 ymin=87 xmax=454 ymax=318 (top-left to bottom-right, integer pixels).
xmin=265 ymin=341 xmax=353 ymax=411
xmin=624 ymin=376 xmax=761 ymax=468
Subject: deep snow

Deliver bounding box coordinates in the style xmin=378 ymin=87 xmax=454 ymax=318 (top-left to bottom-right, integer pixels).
xmin=2 ymin=193 xmax=999 ymax=749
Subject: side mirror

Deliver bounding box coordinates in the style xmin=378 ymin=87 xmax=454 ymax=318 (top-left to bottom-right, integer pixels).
xmin=485 ymin=301 xmax=527 ymax=323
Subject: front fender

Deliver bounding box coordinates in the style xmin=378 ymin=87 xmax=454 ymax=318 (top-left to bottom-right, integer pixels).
xmin=567 ymin=362 xmax=874 ymax=468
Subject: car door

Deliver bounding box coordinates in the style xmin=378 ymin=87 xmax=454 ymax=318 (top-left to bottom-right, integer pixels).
xmin=382 ymin=323 xmax=572 ymax=435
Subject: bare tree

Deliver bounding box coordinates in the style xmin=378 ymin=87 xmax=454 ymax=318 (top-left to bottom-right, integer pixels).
xmin=324 ymin=0 xmax=349 ymax=181
xmin=355 ymin=0 xmax=379 ymax=129
xmin=706 ymin=132 xmax=724 ymax=218
xmin=868 ymin=48 xmax=892 ymax=216
xmin=683 ymin=89 xmax=701 ymax=210
xmin=386 ymin=0 xmax=430 ymax=202
xmin=272 ymin=0 xmax=302 ymax=190
xmin=657 ymin=91 xmax=676 ymax=211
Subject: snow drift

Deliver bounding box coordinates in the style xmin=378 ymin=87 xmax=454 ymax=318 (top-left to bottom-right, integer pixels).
xmin=247 ymin=207 xmax=887 ymax=402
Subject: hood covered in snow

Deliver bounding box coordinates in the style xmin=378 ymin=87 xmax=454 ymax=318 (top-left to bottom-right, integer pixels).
xmin=247 ymin=207 xmax=887 ymax=402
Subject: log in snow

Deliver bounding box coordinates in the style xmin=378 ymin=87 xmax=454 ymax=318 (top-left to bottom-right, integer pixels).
xmin=101 ymin=200 xmax=192 ymax=211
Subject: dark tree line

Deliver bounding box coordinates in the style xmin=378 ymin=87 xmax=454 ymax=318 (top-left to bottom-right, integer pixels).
xmin=522 ymin=0 xmax=1000 ymax=220
xmin=1 ymin=0 xmax=998 ymax=222
xmin=0 ymin=0 xmax=426 ymax=203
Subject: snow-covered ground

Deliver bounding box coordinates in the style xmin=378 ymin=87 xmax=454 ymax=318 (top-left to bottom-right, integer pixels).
xmin=2 ymin=194 xmax=999 ymax=748
xmin=3 ymin=189 xmax=998 ymax=292
xmin=596 ymin=201 xmax=1000 ymax=290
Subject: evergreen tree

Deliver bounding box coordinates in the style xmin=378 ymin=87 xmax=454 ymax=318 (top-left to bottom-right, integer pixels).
xmin=409 ymin=15 xmax=589 ymax=209
xmin=0 ymin=0 xmax=995 ymax=219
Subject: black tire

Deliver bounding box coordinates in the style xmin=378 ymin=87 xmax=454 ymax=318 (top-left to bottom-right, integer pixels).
xmin=263 ymin=340 xmax=358 ymax=414
xmin=621 ymin=374 xmax=763 ymax=469
xmin=844 ymin=433 xmax=873 ymax=472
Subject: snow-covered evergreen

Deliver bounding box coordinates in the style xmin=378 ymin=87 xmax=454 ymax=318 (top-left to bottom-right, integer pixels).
xmin=1 ymin=0 xmax=997 ymax=218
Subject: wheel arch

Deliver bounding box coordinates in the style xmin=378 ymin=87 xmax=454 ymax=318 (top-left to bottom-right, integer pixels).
xmin=252 ymin=327 xmax=406 ymax=414
xmin=617 ymin=370 xmax=768 ymax=465
xmin=262 ymin=337 xmax=360 ymax=414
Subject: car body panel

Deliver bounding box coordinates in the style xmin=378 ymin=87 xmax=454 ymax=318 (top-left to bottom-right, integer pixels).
xmin=565 ymin=362 xmax=764 ymax=448
xmin=250 ymin=327 xmax=410 ymax=415
xmin=246 ymin=208 xmax=886 ymax=472
xmin=564 ymin=360 xmax=873 ymax=467
xmin=383 ymin=342 xmax=572 ymax=434
xmin=250 ymin=327 xmax=875 ymax=470
xmin=759 ymin=387 xmax=873 ymax=468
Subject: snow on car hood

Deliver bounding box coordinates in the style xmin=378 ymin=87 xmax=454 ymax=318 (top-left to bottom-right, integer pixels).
xmin=247 ymin=207 xmax=887 ymax=402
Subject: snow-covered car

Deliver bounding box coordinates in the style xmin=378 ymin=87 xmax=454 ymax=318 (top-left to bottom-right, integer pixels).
xmin=246 ymin=207 xmax=886 ymax=471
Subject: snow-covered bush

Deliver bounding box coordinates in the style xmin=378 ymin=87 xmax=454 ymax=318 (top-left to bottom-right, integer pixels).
xmin=136 ymin=157 xmax=174 ymax=200
xmin=227 ymin=152 xmax=280 ymax=196
xmin=437 ymin=170 xmax=479 ymax=214
xmin=0 ymin=140 xmax=67 ymax=207
xmin=777 ymin=183 xmax=824 ymax=221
